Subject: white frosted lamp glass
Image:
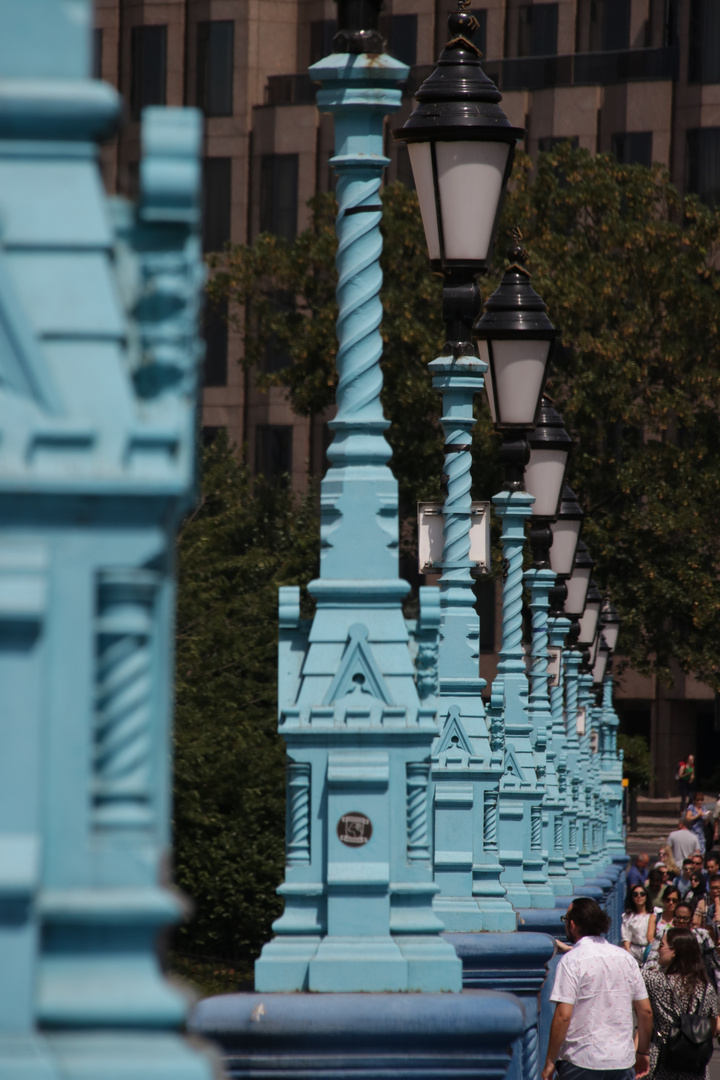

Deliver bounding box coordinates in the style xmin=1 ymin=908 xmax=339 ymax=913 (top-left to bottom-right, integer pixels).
xmin=577 ymin=601 xmax=601 ymax=647
xmin=407 ymin=142 xmax=440 ymax=261
xmin=603 ymin=623 xmax=619 ymax=652
xmin=564 ymin=566 xmax=591 ymax=617
xmin=491 ymin=338 xmax=549 ymax=426
xmin=435 ymin=141 xmax=510 ymax=261
xmin=477 ymin=340 xmax=496 ymax=423
xmin=525 ymin=449 xmax=567 ymax=518
xmin=549 ymin=518 xmax=581 ymax=577
xmin=592 ymin=642 xmax=609 ymax=684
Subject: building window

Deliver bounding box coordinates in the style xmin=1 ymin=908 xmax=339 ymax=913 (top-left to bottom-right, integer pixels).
xmin=386 ymin=14 xmax=418 ymax=67
xmin=197 ymin=21 xmax=234 ymax=116
xmin=689 ymin=0 xmax=720 ymax=84
xmin=203 ymin=299 xmax=228 ymax=387
xmin=471 ymin=9 xmax=488 ymax=57
xmin=611 ymin=132 xmax=653 ymax=166
xmin=260 ymin=155 xmax=299 ymax=242
xmin=202 ymin=158 xmax=232 ymax=253
xmin=310 ymin=20 xmax=336 ymax=65
xmin=517 ymin=4 xmax=558 ymax=57
xmin=202 ymin=426 xmax=224 ymax=447
xmin=255 ymin=426 xmax=293 ymax=483
xmin=93 ymin=28 xmax=103 ymax=79
xmin=538 ymin=135 xmax=579 ymax=152
xmin=263 ymin=292 xmax=294 ymax=375
xmin=686 ymin=128 xmax=720 ymax=207
xmin=130 ymin=25 xmax=167 ymax=120
xmin=576 ymin=0 xmax=630 ymax=53
xmin=476 ymin=578 xmax=496 ymax=652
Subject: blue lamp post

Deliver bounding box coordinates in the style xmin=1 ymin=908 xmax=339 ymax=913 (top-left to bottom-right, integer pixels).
xmin=393 ymin=0 xmax=522 ymax=934
xmin=473 ymin=240 xmax=556 ymax=911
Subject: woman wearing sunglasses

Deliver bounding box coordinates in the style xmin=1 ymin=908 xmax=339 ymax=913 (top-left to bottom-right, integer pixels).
xmin=623 ymin=885 xmax=657 ymax=964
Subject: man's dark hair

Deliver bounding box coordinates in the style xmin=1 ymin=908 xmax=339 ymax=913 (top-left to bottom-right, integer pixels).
xmin=666 ymin=927 xmax=709 ymax=990
xmin=568 ymin=897 xmax=610 ymax=937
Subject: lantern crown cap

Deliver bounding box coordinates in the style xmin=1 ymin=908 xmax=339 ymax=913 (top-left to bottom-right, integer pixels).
xmin=528 ymin=397 xmax=573 ymax=451
xmin=473 ymin=240 xmax=555 ymax=338
xmin=332 ymin=0 xmax=385 ymax=55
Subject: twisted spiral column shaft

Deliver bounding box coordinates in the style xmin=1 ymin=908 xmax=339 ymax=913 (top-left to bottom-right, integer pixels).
xmin=493 ymin=491 xmax=534 ymax=676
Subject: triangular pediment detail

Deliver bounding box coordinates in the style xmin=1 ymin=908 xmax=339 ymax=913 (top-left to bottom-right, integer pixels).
xmin=323 ymin=623 xmax=393 ymax=706
xmin=436 ymin=706 xmax=473 ymax=757
xmin=503 ymin=746 xmax=527 ymax=784
xmin=0 ymin=250 xmax=59 ymax=414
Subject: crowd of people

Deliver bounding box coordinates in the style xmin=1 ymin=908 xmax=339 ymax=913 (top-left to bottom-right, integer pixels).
xmin=542 ymin=800 xmax=720 ymax=1080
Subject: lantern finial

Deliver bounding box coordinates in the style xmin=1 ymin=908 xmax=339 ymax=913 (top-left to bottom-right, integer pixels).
xmin=447 ymin=1 xmax=481 ymax=54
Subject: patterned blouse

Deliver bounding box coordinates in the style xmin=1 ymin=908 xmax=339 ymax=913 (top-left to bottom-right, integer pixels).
xmin=643 ymin=968 xmax=718 ymax=1080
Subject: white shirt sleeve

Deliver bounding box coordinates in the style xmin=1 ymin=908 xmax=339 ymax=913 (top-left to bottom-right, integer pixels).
xmin=550 ymin=954 xmax=578 ymax=1004
xmin=621 ymin=913 xmax=631 ymax=943
xmin=630 ymin=957 xmax=649 ymax=1000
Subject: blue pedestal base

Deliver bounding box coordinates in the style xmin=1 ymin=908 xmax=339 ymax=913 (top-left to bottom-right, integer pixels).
xmin=190 ymin=990 xmax=525 ymax=1080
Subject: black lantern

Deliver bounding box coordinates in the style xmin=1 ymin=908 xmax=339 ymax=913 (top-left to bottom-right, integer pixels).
xmin=333 ymin=0 xmax=385 ymax=53
xmin=600 ymin=596 xmax=621 ymax=653
xmin=563 ymin=540 xmax=593 ymax=621
xmin=592 ymin=634 xmax=611 ymax=685
xmin=577 ymin=579 xmax=602 ymax=649
xmin=549 ymin=484 xmax=583 ymax=579
xmin=525 ymin=398 xmax=573 ymax=519
xmin=473 ymin=238 xmax=556 ymax=432
xmin=392 ymin=2 xmax=524 ymax=279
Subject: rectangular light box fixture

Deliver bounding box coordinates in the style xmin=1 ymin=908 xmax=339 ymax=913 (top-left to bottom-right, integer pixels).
xmin=417 ymin=502 xmax=491 ymax=575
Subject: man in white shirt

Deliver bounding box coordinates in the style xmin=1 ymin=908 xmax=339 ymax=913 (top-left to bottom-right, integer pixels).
xmin=542 ymin=897 xmax=653 ymax=1080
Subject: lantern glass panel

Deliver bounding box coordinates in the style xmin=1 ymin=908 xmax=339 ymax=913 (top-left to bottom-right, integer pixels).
xmin=577 ymin=600 xmax=601 ymax=646
xmin=478 ymin=339 xmax=496 ymax=423
xmin=603 ymin=622 xmax=620 ymax=652
xmin=549 ymin=518 xmax=581 ymax=577
xmin=492 ymin=338 xmax=550 ymax=426
xmin=435 ymin=141 xmax=510 ymax=261
xmin=592 ymin=645 xmax=609 ymax=684
xmin=525 ymin=448 xmax=567 ymax=517
xmin=564 ymin=565 xmax=591 ymax=617
xmin=407 ymin=142 xmax=440 ymax=260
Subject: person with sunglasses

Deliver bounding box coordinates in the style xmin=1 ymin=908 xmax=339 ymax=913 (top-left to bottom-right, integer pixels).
xmin=643 ymin=902 xmax=718 ymax=982
xmin=622 ymin=885 xmax=657 ymax=964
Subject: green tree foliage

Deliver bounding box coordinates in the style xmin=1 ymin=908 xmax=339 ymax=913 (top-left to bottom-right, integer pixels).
xmin=172 ymin=431 xmax=318 ymax=971
xmin=617 ymin=733 xmax=654 ymax=791
xmin=208 ymin=145 xmax=720 ymax=688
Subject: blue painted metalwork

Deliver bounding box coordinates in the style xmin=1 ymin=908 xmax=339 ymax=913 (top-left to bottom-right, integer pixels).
xmin=599 ymin=675 xmax=626 ymax=855
xmin=0 ymin=2 xmax=213 ymax=1077
xmin=254 ymin=47 xmax=462 ymax=995
xmin=526 ymin=570 xmax=574 ymax=898
xmin=493 ymin=491 xmax=554 ymax=909
xmin=429 ymin=355 xmax=515 ymax=932
xmin=190 ymin=990 xmax=525 ymax=1080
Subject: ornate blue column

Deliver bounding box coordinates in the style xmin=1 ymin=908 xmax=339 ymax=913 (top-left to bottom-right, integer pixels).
xmin=599 ymin=675 xmax=626 ymax=855
xmin=0 ymin=2 xmax=214 ymax=1076
xmin=562 ymin=648 xmax=586 ymax=886
xmin=547 ymin=614 xmax=577 ymax=892
xmin=493 ymin=492 xmax=554 ymax=910
xmin=526 ymin=571 xmax=574 ymax=897
xmin=430 ymin=355 xmax=515 ymax=932
xmin=254 ymin=45 xmax=462 ymax=995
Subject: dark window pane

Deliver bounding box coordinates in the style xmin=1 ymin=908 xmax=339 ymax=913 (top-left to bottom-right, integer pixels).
xmin=689 ymin=0 xmax=720 ymax=83
xmin=471 ymin=10 xmax=488 ymax=57
xmin=255 ymin=425 xmax=292 ymax=483
xmin=93 ymin=28 xmax=102 ymax=79
xmin=518 ymin=3 xmax=558 ymax=56
xmin=686 ymin=128 xmax=720 ymax=206
xmin=197 ymin=21 xmax=234 ymax=116
xmin=130 ymin=25 xmax=167 ymax=120
xmin=576 ymin=0 xmax=630 ymax=52
xmin=202 ymin=425 xmax=224 ymax=447
xmin=202 ymin=158 xmax=232 ymax=253
xmin=260 ymin=154 xmax=299 ymax=241
xmin=603 ymin=0 xmax=631 ymax=49
xmin=611 ymin=131 xmax=652 ymax=166
xmin=310 ymin=20 xmax=336 ymax=64
xmin=389 ymin=14 xmax=417 ymax=66
xmin=203 ymin=299 xmax=228 ymax=387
